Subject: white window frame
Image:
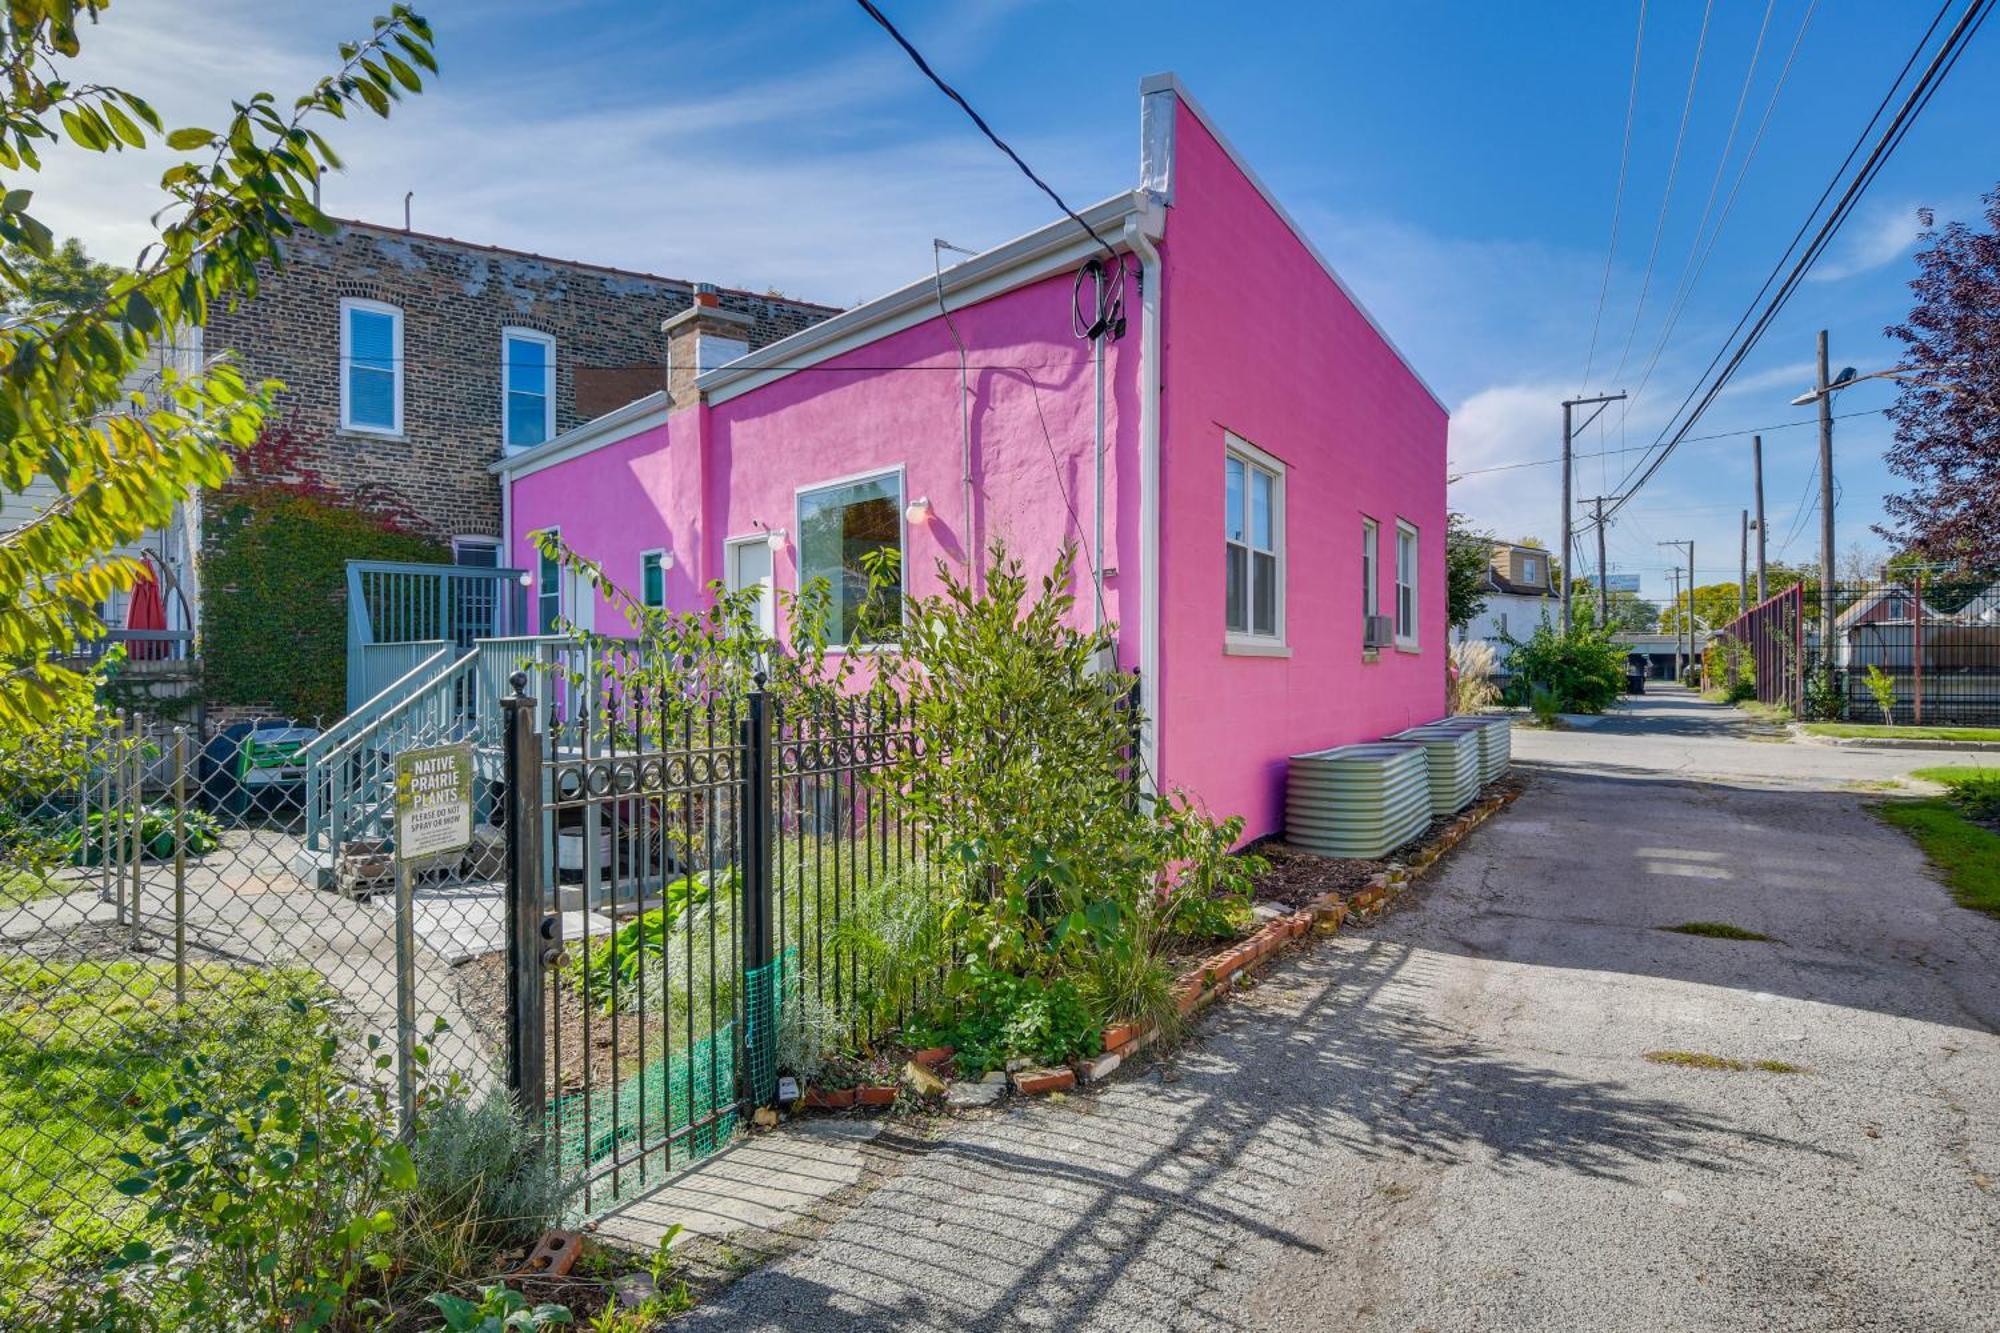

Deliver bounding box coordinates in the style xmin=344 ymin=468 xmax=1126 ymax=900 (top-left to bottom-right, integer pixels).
xmin=532 ymin=529 xmax=592 ymax=634
xmin=1223 ymin=433 xmax=1287 ymax=655
xmin=794 ymin=464 xmax=906 ymax=650
xmin=1362 ymin=514 xmax=1379 ymax=615
xmin=340 ymin=297 xmax=403 ymax=436
xmin=638 ymin=548 xmax=667 ymax=610
xmin=501 ymin=327 xmax=557 ymax=450
xmin=724 ymin=533 xmax=778 ymax=637
xmin=1395 ymin=519 xmax=1420 ymax=650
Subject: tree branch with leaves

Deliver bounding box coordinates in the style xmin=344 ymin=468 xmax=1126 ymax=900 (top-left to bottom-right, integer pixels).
xmin=0 ymin=0 xmax=438 ymax=734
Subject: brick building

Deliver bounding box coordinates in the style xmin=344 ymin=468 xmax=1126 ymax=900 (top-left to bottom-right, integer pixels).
xmin=202 ymin=219 xmax=838 ymax=555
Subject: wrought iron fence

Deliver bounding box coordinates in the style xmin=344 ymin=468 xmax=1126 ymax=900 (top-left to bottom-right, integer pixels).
xmin=505 ymin=674 xmax=932 ymax=1217
xmin=1718 ymin=575 xmax=2000 ymax=724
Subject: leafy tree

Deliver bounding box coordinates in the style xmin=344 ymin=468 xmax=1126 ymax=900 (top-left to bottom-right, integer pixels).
xmin=2 ymin=235 xmax=120 ymax=314
xmin=1877 ymin=188 xmax=2000 ymax=567
xmin=1571 ymin=584 xmax=1660 ymax=634
xmin=1445 ymin=511 xmax=1493 ymax=630
xmin=0 ymin=2 xmax=438 ymax=735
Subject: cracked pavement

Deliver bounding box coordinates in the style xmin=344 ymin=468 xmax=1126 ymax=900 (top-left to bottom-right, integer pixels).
xmin=682 ymin=690 xmax=2000 ymax=1332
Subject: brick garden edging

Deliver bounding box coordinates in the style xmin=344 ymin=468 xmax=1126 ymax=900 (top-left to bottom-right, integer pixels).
xmin=1069 ymin=783 xmax=1523 ymax=1087
xmin=787 ymin=783 xmax=1522 ymax=1109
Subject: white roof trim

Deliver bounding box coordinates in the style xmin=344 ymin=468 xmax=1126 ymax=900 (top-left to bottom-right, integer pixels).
xmin=491 ymin=389 xmax=669 ymax=479
xmin=697 ymin=191 xmax=1162 ymax=407
xmin=1138 ymin=71 xmax=1447 ymax=414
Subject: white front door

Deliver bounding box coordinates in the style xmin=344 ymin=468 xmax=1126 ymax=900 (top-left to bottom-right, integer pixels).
xmin=728 ymin=539 xmax=775 ymax=637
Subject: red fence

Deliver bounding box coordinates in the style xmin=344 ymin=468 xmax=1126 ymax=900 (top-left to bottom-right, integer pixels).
xmin=1713 ymin=583 xmax=1804 ymax=717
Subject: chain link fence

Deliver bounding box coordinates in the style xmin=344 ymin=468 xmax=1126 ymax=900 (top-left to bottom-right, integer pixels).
xmin=0 ymin=706 xmax=510 ymax=1317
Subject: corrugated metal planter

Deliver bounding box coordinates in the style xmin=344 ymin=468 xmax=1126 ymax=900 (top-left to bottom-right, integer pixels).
xmin=1388 ymin=723 xmax=1483 ymax=816
xmin=1437 ymin=714 xmax=1511 ymax=783
xmin=1285 ymin=743 xmax=1432 ymax=859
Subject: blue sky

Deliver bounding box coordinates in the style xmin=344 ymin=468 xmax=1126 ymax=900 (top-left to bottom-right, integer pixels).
xmin=57 ymin=1 xmax=2000 ymax=604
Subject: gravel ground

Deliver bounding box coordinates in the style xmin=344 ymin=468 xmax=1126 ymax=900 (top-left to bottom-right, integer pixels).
xmin=676 ymin=690 xmax=2000 ymax=1332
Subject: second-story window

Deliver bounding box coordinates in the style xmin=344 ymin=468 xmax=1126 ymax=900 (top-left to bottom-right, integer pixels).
xmin=504 ymin=328 xmax=555 ymax=449
xmin=341 ymin=298 xmax=402 ymax=435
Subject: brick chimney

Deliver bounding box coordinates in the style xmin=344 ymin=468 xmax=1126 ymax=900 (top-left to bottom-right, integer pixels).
xmin=663 ymin=283 xmax=754 ymax=407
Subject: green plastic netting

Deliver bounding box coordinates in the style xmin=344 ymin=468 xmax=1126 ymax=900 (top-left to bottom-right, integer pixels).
xmin=544 ymin=951 xmax=790 ymax=1206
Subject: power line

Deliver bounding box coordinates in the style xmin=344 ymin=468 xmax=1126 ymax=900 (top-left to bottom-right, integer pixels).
xmin=1610 ymin=0 xmax=1715 ymax=388
xmin=1578 ymin=0 xmax=1649 ymax=395
xmin=1624 ymin=0 xmax=1787 ymax=413
xmin=1448 ymin=408 xmax=1882 ymax=479
xmin=1601 ymin=0 xmax=1987 ymax=522
xmin=853 ymin=0 xmax=1118 ymax=263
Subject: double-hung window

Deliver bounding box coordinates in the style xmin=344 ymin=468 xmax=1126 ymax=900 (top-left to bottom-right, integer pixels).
xmin=341 ymin=298 xmax=402 ymax=434
xmin=503 ymin=328 xmax=555 ymax=449
xmin=1395 ymin=520 xmax=1420 ymax=648
xmin=1224 ymin=435 xmax=1284 ymax=645
xmin=797 ymin=470 xmax=903 ymax=646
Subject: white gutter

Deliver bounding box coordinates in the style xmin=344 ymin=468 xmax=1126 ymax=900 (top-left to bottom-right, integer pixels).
xmin=1123 ymin=212 xmax=1164 ymax=799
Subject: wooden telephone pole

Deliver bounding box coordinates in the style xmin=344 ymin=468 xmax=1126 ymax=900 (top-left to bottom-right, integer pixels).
xmin=1559 ymin=392 xmax=1626 ymax=632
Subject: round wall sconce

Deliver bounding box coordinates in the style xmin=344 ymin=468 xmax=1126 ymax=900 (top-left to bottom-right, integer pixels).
xmin=905 ymin=495 xmax=933 ymax=524
xmin=764 ymin=527 xmax=788 ymax=552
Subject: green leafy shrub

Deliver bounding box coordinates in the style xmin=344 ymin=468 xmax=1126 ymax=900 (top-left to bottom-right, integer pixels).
xmin=909 ymin=968 xmax=1101 ymax=1076
xmin=1864 ymin=664 xmax=1898 ymax=724
xmin=1503 ymin=622 xmax=1625 ymax=714
xmin=63 ymin=804 xmax=221 ymax=864
xmin=96 ymin=1004 xmax=421 ymax=1331
xmin=429 ymin=1283 xmax=573 ymax=1331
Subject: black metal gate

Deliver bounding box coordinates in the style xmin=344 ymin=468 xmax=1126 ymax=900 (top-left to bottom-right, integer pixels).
xmin=502 ymin=672 xmax=924 ymax=1212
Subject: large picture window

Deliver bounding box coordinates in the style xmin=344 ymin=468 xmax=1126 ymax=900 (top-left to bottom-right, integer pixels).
xmin=797 ymin=470 xmax=903 ymax=646
xmin=503 ymin=328 xmax=555 ymax=448
xmin=341 ymin=298 xmax=402 ymax=434
xmin=1224 ymin=435 xmax=1284 ymax=645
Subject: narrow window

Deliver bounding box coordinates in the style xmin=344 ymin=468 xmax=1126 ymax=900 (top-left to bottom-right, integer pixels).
xmin=640 ymin=549 xmax=666 ymax=609
xmin=504 ymin=328 xmax=555 ymax=449
xmin=797 ymin=471 xmax=903 ymax=646
xmin=341 ymin=298 xmax=402 ymax=434
xmin=1362 ymin=518 xmax=1379 ymax=627
xmin=537 ymin=532 xmax=562 ymax=634
xmin=1223 ymin=436 xmax=1284 ymax=643
xmin=452 ymin=536 xmax=500 ymax=568
xmin=1396 ymin=520 xmax=1419 ymax=647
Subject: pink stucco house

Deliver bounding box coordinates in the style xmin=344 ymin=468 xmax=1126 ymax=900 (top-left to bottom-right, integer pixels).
xmin=493 ymin=74 xmax=1448 ymax=839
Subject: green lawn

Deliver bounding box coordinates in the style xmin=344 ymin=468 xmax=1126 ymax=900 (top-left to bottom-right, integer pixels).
xmin=1805 ymin=721 xmax=2000 ymax=743
xmin=1875 ymin=767 xmax=2000 ymax=916
xmin=0 ymin=960 xmax=329 ymax=1308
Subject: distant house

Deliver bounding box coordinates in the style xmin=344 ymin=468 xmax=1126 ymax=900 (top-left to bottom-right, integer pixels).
xmin=1457 ymin=542 xmax=1555 ymax=667
xmin=1834 ymin=583 xmax=1941 ymax=668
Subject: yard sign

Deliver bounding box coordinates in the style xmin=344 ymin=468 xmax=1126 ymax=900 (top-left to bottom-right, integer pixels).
xmin=393 ymin=741 xmax=474 ymax=863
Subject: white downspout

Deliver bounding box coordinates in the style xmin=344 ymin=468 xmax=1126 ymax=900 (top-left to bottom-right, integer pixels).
xmin=1123 ymin=212 xmax=1163 ymax=798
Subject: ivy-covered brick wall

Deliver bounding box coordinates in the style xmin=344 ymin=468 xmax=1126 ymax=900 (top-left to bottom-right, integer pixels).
xmin=203 ymin=442 xmax=444 ymax=722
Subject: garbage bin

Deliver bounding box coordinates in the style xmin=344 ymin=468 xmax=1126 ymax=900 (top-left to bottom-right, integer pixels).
xmin=1625 ymin=670 xmax=1646 ymax=695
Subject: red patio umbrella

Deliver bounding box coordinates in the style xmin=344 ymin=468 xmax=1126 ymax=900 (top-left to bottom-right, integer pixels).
xmin=124 ymin=560 xmax=167 ymax=660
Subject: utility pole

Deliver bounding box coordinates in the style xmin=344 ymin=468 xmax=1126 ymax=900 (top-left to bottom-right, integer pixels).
xmin=1661 ymin=539 xmax=1694 ymax=684
xmin=1667 ymin=567 xmax=1684 ymax=680
xmin=1559 ymin=392 xmax=1626 ymax=633
xmin=1577 ymin=495 xmax=1616 ymax=628
xmin=1739 ymin=509 xmax=1749 ymax=617
xmin=1752 ymin=433 xmax=1767 ymax=602
xmin=1815 ymin=329 xmax=1837 ymax=672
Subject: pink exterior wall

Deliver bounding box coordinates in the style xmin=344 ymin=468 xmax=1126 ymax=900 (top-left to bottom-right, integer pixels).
xmin=1151 ymin=101 xmax=1450 ymax=835
xmin=509 ymin=269 xmax=1143 ymax=659
xmin=505 ymin=86 xmax=1448 ymax=843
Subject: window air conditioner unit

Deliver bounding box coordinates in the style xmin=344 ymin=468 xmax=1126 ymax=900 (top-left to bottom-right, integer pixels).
xmin=1364 ymin=614 xmax=1396 ymax=648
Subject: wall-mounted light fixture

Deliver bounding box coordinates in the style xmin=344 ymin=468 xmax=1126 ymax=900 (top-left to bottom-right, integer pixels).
xmin=763 ymin=527 xmax=788 ymax=552
xmin=904 ymin=495 xmax=933 ymax=524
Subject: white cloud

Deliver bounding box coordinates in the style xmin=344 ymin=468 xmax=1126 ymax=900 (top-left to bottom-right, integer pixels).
xmin=1806 ymin=200 xmax=1927 ymax=283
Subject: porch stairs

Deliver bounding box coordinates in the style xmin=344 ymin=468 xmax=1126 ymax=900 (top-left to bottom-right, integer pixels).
xmin=295 ymin=636 xmax=574 ymax=886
